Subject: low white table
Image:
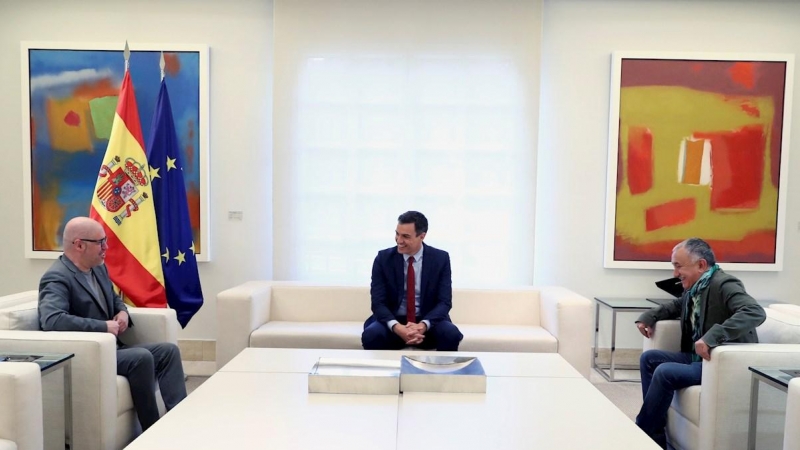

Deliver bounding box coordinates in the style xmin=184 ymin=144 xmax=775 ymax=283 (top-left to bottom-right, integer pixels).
xmin=126 ymin=348 xmax=659 ymax=449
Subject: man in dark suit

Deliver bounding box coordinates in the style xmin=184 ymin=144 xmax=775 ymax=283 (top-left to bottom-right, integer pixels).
xmin=361 ymin=211 xmax=463 ymax=351
xmin=38 ymin=216 xmax=186 ymax=432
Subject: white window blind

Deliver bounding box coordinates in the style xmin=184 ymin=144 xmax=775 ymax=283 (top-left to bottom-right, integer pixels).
xmin=273 ymin=0 xmax=542 ymax=286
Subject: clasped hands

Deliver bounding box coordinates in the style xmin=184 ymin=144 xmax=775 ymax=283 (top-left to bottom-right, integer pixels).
xmin=393 ymin=322 xmax=427 ymax=345
xmin=636 ymin=322 xmax=711 ymax=360
xmin=106 ymin=311 xmax=129 ymax=336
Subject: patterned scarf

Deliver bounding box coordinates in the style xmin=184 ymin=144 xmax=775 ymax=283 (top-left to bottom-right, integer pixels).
xmin=688 ymin=264 xmax=719 ymax=362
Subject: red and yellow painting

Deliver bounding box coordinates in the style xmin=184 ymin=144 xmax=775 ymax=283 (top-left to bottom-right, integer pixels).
xmin=607 ymin=55 xmax=792 ymax=268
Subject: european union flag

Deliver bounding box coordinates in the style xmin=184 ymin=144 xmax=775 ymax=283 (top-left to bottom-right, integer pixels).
xmin=146 ymin=80 xmax=203 ymax=327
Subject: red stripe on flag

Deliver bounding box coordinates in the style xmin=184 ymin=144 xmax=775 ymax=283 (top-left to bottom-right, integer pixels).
xmin=90 ymin=206 xmax=167 ymax=308
xmin=116 ymin=71 xmax=146 ymax=151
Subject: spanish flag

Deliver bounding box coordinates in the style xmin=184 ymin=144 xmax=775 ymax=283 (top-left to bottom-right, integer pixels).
xmin=89 ymin=70 xmax=167 ymax=308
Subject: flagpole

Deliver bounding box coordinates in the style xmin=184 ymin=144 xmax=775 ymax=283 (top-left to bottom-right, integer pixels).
xmin=124 ymin=40 xmax=130 ymax=72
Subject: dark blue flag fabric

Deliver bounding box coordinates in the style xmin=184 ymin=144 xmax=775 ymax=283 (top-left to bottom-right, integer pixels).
xmin=146 ymin=80 xmax=203 ymax=328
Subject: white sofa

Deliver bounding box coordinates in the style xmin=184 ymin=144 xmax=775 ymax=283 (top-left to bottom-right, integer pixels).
xmin=0 ymin=290 xmax=178 ymax=450
xmin=785 ymin=378 xmax=800 ymax=450
xmin=0 ymin=362 xmax=43 ymax=450
xmin=642 ymin=305 xmax=800 ymax=450
xmin=216 ymin=282 xmax=593 ymax=377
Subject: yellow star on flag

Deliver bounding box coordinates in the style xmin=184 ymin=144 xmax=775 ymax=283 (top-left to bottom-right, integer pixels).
xmin=174 ymin=250 xmax=186 ymax=265
xmin=189 ymin=241 xmax=197 ymax=255
xmin=166 ymin=156 xmax=177 ymax=171
xmin=162 ymin=248 xmax=170 ymax=263
xmin=150 ymin=165 xmax=161 ymax=179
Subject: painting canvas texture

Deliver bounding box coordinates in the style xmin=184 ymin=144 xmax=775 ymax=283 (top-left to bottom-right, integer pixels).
xmin=613 ymin=58 xmax=788 ymax=264
xmin=28 ymin=49 xmax=202 ymax=254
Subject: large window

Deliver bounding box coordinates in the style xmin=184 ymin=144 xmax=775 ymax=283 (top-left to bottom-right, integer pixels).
xmin=274 ymin=0 xmax=541 ymax=286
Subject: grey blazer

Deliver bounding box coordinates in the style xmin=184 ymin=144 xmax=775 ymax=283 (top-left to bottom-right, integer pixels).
xmin=39 ymin=255 xmax=130 ymax=332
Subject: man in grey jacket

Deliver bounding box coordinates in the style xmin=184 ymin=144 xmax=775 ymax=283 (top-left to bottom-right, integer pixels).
xmin=634 ymin=237 xmax=765 ymax=449
xmin=38 ymin=216 xmax=186 ymax=432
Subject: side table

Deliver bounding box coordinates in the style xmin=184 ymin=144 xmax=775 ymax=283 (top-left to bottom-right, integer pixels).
xmin=0 ymin=351 xmax=74 ymax=450
xmin=593 ymin=297 xmax=656 ymax=382
xmin=747 ymin=366 xmax=797 ymax=450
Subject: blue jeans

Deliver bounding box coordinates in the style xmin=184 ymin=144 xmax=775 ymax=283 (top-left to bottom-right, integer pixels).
xmin=636 ymin=350 xmax=702 ymax=449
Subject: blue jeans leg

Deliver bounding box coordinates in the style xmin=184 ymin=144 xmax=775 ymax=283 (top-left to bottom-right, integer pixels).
xmin=636 ymin=350 xmax=701 ymax=448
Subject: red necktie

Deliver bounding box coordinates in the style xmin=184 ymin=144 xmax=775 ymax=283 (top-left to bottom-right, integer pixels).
xmin=406 ymin=256 xmax=416 ymax=323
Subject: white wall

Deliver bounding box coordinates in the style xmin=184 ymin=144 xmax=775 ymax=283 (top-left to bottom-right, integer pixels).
xmin=2 ymin=0 xmax=798 ymax=343
xmin=536 ymin=0 xmax=800 ymax=347
xmin=0 ymin=0 xmax=274 ymax=339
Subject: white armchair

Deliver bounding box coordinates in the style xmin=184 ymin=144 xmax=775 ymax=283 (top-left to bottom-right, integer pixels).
xmin=643 ymin=307 xmax=800 ymax=450
xmin=0 ymin=362 xmax=43 ymax=450
xmin=785 ymin=378 xmax=800 ymax=450
xmin=0 ymin=290 xmax=179 ymax=450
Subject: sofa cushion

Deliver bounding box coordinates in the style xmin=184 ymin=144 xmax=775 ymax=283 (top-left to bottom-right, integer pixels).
xmin=251 ymin=321 xmax=364 ymax=349
xmin=270 ymin=287 xmax=371 ymax=322
xmin=0 ymin=300 xmax=39 ymax=331
xmin=458 ymin=324 xmax=557 ymax=353
xmin=0 ymin=291 xmax=38 ymax=309
xmin=450 ymin=290 xmax=540 ymax=326
xmin=757 ymin=308 xmax=800 ymax=344
xmin=770 ymin=303 xmax=800 ymax=317
xmin=671 ymin=385 xmax=701 ymax=426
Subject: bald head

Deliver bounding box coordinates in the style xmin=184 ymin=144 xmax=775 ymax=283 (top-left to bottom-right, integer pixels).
xmin=63 ymin=217 xmax=102 ymax=246
xmin=63 ymin=217 xmax=107 ymax=271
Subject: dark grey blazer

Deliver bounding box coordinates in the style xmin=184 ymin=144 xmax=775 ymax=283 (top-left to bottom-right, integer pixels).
xmin=638 ymin=269 xmax=765 ymax=352
xmin=39 ymin=255 xmax=130 ymax=332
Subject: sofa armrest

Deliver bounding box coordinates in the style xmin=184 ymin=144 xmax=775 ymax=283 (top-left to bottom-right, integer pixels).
xmin=538 ymin=286 xmax=593 ymax=378
xmin=643 ymin=319 xmax=681 ymax=352
xmin=0 ymin=330 xmax=118 ymax=450
xmin=216 ymin=281 xmax=274 ymax=368
xmin=698 ymin=344 xmax=800 ymax=450
xmin=786 ymin=378 xmax=800 ymax=450
xmin=123 ymin=307 xmax=179 ymax=346
xmin=0 ymin=362 xmax=42 ymax=450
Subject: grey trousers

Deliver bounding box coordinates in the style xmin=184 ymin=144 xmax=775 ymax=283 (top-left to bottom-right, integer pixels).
xmin=117 ymin=342 xmax=187 ymax=431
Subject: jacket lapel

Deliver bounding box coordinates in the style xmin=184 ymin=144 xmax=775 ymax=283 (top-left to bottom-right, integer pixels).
xmin=420 ymin=243 xmax=431 ymax=308
xmin=393 ymin=250 xmax=404 ymax=305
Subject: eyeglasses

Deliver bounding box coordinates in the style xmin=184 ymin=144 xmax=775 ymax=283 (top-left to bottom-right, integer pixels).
xmin=77 ymin=237 xmax=108 ymax=246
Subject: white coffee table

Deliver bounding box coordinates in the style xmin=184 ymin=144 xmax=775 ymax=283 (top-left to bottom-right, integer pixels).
xmin=125 ymin=348 xmax=659 ymax=449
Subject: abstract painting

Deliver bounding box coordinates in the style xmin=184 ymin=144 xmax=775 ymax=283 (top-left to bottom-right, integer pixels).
xmin=604 ymin=52 xmax=794 ymax=270
xmin=21 ymin=42 xmax=210 ymax=260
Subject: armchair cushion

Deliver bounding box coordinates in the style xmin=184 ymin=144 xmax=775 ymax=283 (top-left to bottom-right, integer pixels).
xmin=758 ymin=307 xmax=800 ymax=344
xmin=0 ymin=297 xmax=38 ymax=331
xmin=251 ymin=321 xmax=363 ymax=349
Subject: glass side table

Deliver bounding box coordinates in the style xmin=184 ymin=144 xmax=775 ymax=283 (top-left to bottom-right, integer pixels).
xmin=593 ymin=297 xmax=656 ymax=382
xmin=747 ymin=366 xmax=798 ymax=450
xmin=0 ymin=351 xmax=74 ymax=450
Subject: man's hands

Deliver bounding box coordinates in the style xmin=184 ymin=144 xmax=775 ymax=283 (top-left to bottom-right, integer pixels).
xmin=393 ymin=322 xmax=427 ymax=345
xmin=694 ymin=339 xmax=711 ymax=361
xmin=636 ymin=322 xmax=652 ymax=339
xmin=106 ymin=311 xmax=129 ymax=336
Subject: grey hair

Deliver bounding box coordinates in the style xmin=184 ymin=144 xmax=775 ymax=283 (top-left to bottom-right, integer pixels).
xmin=674 ymin=237 xmax=716 ymax=267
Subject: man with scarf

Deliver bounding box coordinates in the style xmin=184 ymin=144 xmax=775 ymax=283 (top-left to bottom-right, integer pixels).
xmin=634 ymin=237 xmax=766 ymax=448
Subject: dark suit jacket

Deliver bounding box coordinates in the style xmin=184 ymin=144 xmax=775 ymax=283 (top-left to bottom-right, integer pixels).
xmin=366 ymin=242 xmax=453 ymax=328
xmin=638 ymin=269 xmax=765 ymax=352
xmin=38 ymin=255 xmax=131 ymax=332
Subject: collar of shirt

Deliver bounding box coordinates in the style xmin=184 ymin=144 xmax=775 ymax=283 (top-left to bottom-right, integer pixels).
xmin=403 ymin=246 xmax=423 ymax=264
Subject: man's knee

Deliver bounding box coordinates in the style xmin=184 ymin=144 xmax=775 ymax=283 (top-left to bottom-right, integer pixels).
xmin=119 ymin=347 xmax=155 ymax=376
xmin=362 ymin=323 xmax=388 ymax=349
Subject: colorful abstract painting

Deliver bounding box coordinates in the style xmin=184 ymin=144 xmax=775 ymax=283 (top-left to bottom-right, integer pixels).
xmin=22 ymin=43 xmax=210 ymax=260
xmin=604 ymin=52 xmax=794 ymax=271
